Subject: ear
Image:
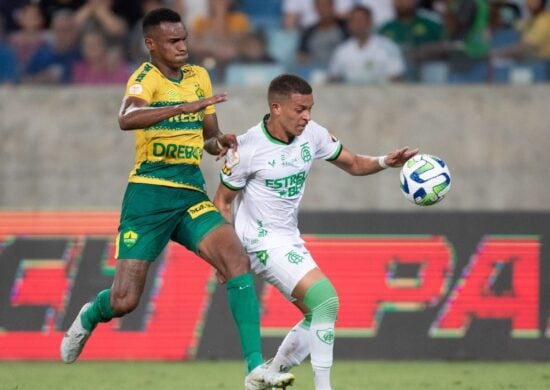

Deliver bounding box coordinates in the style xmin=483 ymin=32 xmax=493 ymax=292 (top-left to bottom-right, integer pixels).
xmin=271 ymin=102 xmax=281 ymax=115
xmin=144 ymin=37 xmax=154 ymax=51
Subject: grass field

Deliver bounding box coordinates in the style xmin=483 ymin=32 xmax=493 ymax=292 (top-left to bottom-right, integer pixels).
xmin=1 ymin=361 xmax=550 ymax=390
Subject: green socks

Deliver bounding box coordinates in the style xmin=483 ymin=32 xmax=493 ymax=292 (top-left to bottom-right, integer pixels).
xmin=226 ymin=273 xmax=263 ymax=372
xmin=80 ymin=289 xmax=114 ymax=332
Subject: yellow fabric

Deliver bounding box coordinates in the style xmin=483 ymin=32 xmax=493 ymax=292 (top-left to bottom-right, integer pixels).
xmin=192 ymin=12 xmax=251 ymax=37
xmin=521 ymin=11 xmax=550 ymax=58
xmin=124 ymin=62 xmax=215 ymax=190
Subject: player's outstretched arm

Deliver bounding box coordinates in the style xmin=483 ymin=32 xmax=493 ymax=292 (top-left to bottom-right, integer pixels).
xmin=118 ymin=93 xmax=228 ymax=130
xmin=331 ymin=146 xmax=418 ymax=176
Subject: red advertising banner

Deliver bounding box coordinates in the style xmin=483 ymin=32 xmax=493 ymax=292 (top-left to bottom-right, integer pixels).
xmin=0 ymin=212 xmax=548 ymax=360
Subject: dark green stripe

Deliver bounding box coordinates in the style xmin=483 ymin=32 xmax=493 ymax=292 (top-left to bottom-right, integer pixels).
xmin=134 ymin=162 xmax=206 ymax=191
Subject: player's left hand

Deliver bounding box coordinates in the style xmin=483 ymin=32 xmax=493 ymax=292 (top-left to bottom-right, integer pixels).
xmin=215 ymin=133 xmax=238 ymax=161
xmin=385 ymin=146 xmax=419 ymax=168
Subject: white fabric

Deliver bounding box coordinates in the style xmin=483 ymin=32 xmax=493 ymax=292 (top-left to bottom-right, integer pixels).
xmin=221 ymin=118 xmax=341 ymax=252
xmin=250 ymin=243 xmax=318 ymax=301
xmin=328 ymin=35 xmax=405 ymax=84
xmin=282 ymin=0 xmax=354 ymax=28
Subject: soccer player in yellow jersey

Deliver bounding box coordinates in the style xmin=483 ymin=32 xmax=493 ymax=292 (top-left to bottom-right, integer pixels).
xmin=60 ymin=8 xmax=294 ymax=389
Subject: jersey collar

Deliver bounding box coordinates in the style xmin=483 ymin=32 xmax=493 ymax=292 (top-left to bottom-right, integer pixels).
xmin=261 ymin=114 xmax=295 ymax=145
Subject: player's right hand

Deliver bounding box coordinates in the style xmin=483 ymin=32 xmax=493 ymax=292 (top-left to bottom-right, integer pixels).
xmin=179 ymin=92 xmax=228 ymax=114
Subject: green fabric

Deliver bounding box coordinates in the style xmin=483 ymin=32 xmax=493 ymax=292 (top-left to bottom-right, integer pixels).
xmin=81 ymin=289 xmax=114 ymax=332
xmin=450 ymin=0 xmax=490 ymax=57
xmin=379 ymin=13 xmax=444 ymax=47
xmin=226 ymin=273 xmax=263 ymax=372
xmin=299 ymin=312 xmax=313 ymax=329
xmin=303 ymin=278 xmax=339 ymax=323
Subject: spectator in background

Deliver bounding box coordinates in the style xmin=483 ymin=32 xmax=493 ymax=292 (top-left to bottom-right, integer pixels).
xmin=128 ymin=0 xmax=164 ymax=66
xmin=188 ymin=0 xmax=251 ymax=81
xmin=22 ymin=10 xmax=80 ymax=84
xmin=283 ymin=0 xmax=353 ymax=30
xmin=0 ymin=16 xmax=18 ymax=84
xmin=72 ymin=29 xmax=131 ymax=84
xmin=39 ymin=0 xmax=85 ymax=27
xmin=8 ymin=2 xmax=47 ymax=72
xmin=357 ymin=0 xmax=396 ymax=27
xmin=492 ymin=0 xmax=550 ymax=60
xmin=297 ymin=0 xmax=348 ymax=68
xmin=444 ymin=0 xmax=491 ymax=59
xmin=232 ymin=31 xmax=275 ymax=64
xmin=73 ymin=0 xmax=128 ymax=41
xmin=379 ymin=0 xmax=444 ymax=80
xmin=328 ymin=5 xmax=405 ymax=84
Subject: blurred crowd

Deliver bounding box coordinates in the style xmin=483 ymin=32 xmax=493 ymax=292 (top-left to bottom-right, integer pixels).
xmin=1 ymin=0 xmax=549 ymax=86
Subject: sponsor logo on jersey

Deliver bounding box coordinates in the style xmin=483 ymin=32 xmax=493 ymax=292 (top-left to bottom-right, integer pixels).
xmin=187 ymin=201 xmax=216 ymax=219
xmin=152 ymin=143 xmax=203 ymax=160
xmin=265 ymin=171 xmax=307 ymax=198
xmin=122 ymin=230 xmax=139 ymax=248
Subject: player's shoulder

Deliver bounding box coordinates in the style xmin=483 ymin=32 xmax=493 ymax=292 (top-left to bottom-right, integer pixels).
xmin=129 ymin=62 xmax=158 ymax=84
xmin=304 ymin=120 xmax=329 ymax=137
xmin=237 ymin=122 xmax=264 ymax=149
xmin=182 ymin=63 xmax=209 ymax=79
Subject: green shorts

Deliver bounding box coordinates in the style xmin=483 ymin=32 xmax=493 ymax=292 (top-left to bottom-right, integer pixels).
xmin=116 ymin=183 xmax=226 ymax=261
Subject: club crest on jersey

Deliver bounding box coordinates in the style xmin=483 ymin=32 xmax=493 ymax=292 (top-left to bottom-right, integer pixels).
xmin=300 ymin=142 xmax=312 ymax=163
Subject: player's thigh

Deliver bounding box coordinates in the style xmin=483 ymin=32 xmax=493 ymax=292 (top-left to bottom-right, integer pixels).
xmin=250 ymin=243 xmax=318 ymax=302
xmin=197 ymin=223 xmax=250 ymax=277
xmin=170 ymin=192 xmax=228 ymax=255
xmin=116 ymin=183 xmax=183 ymax=261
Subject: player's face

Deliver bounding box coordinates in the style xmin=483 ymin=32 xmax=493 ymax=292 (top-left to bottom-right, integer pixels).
xmin=146 ymin=21 xmax=188 ymax=69
xmin=277 ymin=93 xmax=314 ymax=137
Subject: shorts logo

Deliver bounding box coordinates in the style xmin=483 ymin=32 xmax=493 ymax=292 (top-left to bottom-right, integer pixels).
xmin=256 ymin=250 xmax=269 ymax=266
xmin=123 ymin=230 xmax=139 ymax=248
xmin=188 ymin=201 xmax=216 ymax=219
xmin=286 ymin=250 xmax=304 ymax=265
xmin=316 ymin=328 xmax=335 ymax=345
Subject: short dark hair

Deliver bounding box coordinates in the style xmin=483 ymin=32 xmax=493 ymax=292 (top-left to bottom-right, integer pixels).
xmin=268 ymin=74 xmax=312 ymax=102
xmin=142 ymin=8 xmax=182 ymax=35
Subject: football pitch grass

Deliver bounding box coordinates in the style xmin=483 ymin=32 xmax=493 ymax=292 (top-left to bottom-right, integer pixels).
xmin=1 ymin=361 xmax=550 ymax=389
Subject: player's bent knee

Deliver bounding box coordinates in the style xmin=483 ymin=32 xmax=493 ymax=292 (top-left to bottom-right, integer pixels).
xmin=304 ymin=278 xmax=339 ymax=321
xmin=110 ymin=292 xmax=140 ymax=316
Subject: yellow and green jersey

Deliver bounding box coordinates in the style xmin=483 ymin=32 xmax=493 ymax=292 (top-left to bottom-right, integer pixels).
xmin=124 ymin=62 xmax=215 ymax=192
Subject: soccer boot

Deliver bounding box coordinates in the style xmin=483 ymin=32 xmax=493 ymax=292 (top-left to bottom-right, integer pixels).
xmin=244 ymin=363 xmax=295 ymax=390
xmin=60 ymin=303 xmax=92 ymax=363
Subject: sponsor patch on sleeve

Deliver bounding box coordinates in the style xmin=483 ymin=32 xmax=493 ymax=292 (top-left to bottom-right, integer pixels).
xmin=128 ymin=83 xmax=143 ymax=95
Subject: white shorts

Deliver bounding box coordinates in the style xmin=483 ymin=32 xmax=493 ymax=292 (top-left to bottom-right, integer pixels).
xmin=249 ymin=243 xmax=318 ymax=302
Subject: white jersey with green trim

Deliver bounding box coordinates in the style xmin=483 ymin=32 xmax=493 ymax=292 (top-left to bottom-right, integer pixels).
xmin=220 ymin=117 xmax=342 ymax=252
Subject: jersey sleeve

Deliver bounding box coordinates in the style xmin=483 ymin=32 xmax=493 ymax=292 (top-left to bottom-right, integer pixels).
xmin=310 ymin=121 xmax=342 ymax=161
xmin=196 ymin=66 xmax=216 ymax=115
xmin=220 ymin=135 xmax=251 ymax=190
xmin=125 ymin=64 xmax=155 ymax=103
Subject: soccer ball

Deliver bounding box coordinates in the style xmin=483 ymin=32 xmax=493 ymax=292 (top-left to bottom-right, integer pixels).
xmin=400 ymin=154 xmax=451 ymax=206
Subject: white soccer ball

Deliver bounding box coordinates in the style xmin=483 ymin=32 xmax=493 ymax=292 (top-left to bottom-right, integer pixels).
xmin=400 ymin=154 xmax=451 ymax=206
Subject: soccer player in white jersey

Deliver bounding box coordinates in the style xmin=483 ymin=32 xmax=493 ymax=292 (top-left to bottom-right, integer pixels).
xmin=214 ymin=74 xmax=417 ymax=390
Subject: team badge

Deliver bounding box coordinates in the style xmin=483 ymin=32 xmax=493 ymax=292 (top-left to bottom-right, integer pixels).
xmin=122 ymin=230 xmax=139 ymax=248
